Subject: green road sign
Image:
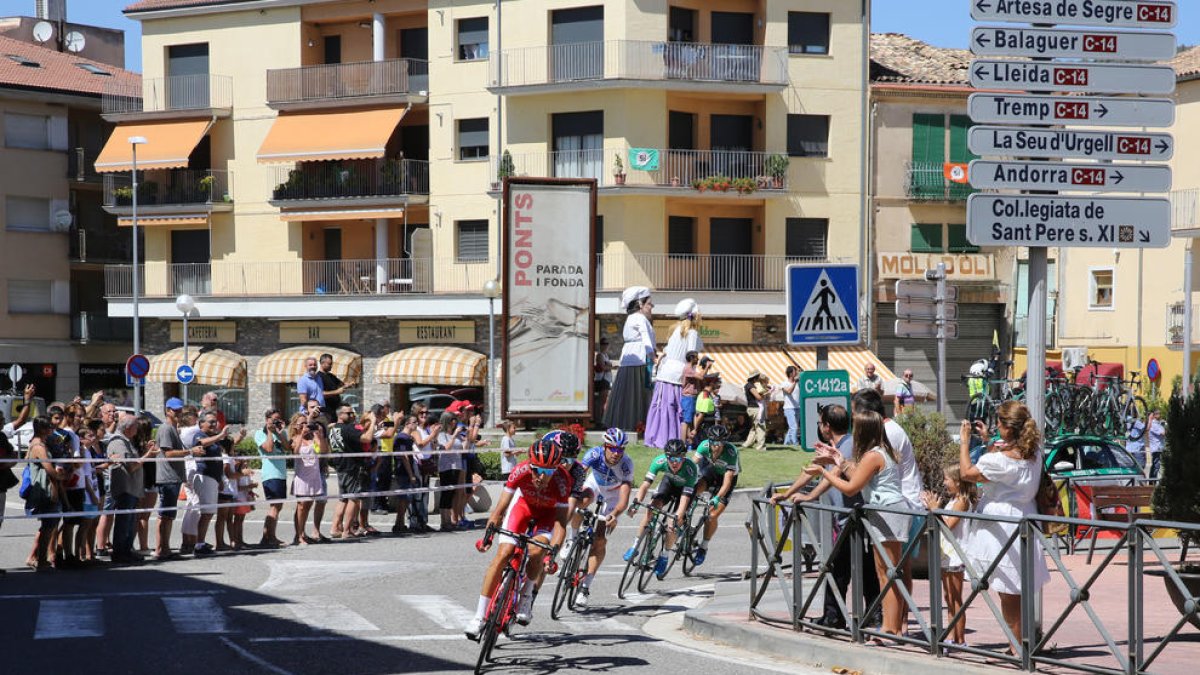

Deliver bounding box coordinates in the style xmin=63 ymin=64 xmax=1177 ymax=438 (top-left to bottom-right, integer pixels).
xmin=798 ymin=369 xmax=851 ymax=452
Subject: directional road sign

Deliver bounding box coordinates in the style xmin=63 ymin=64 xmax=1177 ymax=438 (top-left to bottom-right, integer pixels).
xmin=968 ymin=126 xmax=1174 ymax=161
xmin=970 ymin=0 xmax=1177 ymax=30
xmin=969 ymin=60 xmax=1175 ymax=95
xmin=896 ymin=299 xmax=959 ymax=322
xmin=786 ymin=264 xmax=860 ymax=346
xmin=895 ymin=280 xmax=959 ymax=302
xmin=797 ymin=369 xmax=851 ymax=452
xmin=966 ymin=194 xmax=1171 ymax=249
xmin=970 ymin=26 xmax=1177 ymax=61
xmin=176 ymin=364 xmax=195 ymax=385
xmin=968 ymin=93 xmax=1174 ymax=128
xmin=895 ymin=320 xmax=959 ymax=340
xmin=969 ymin=160 xmax=1172 ymax=193
xmin=6 ymin=364 xmax=22 ymax=386
xmin=125 ymin=353 xmax=150 ymax=379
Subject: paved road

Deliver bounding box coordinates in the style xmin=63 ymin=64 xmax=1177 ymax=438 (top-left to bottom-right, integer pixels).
xmin=0 ymin=491 xmax=816 ymax=675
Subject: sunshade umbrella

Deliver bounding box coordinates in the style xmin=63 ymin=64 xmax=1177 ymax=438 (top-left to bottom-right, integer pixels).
xmin=881 ymin=376 xmax=937 ymax=402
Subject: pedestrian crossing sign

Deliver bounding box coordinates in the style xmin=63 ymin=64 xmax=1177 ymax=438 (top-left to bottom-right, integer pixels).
xmin=786 ymin=264 xmax=860 ymax=346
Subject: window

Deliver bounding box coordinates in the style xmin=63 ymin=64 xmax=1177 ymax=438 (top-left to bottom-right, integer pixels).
xmin=7 ymin=280 xmax=52 ymax=314
xmin=76 ymin=63 xmax=111 ymax=76
xmin=949 ymin=115 xmax=977 ymax=163
xmin=4 ymin=113 xmax=49 ymax=150
xmin=787 ymin=114 xmax=830 ymax=158
xmin=552 ymin=111 xmax=603 ymax=179
xmin=911 ymin=113 xmax=946 ymax=163
xmin=5 ymin=196 xmax=50 ymax=232
xmin=947 ymin=224 xmax=978 ymax=253
xmin=668 ymin=217 xmax=695 ymax=257
xmin=788 ymin=12 xmax=830 ymax=55
xmin=456 ymin=220 xmax=489 ymax=262
xmin=1089 ymin=268 xmax=1115 ymax=310
xmin=910 ymin=223 xmax=943 ymax=253
xmin=786 ymin=218 xmax=828 ymax=259
xmin=457 ymin=118 xmax=489 ymax=160
xmin=457 ymin=17 xmax=489 ymax=61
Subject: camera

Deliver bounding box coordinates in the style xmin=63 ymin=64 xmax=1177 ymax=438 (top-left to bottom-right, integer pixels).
xmin=306 ymin=422 xmax=321 ymax=432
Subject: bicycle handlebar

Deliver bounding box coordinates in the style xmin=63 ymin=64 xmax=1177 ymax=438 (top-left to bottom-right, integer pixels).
xmin=476 ymin=525 xmax=556 ymax=553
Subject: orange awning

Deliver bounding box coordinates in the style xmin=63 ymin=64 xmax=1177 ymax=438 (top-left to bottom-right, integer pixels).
xmin=118 ymin=216 xmax=208 ymax=227
xmin=256 ymin=108 xmax=408 ymax=163
xmin=702 ymin=345 xmax=895 ymax=388
xmin=94 ymin=119 xmax=213 ymax=173
xmin=279 ymin=208 xmax=405 ymax=222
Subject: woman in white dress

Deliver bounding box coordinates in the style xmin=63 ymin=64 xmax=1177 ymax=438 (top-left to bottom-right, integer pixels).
xmin=644 ymin=298 xmax=702 ymax=448
xmin=959 ymin=400 xmax=1050 ymax=653
xmin=602 ymin=286 xmax=657 ymax=431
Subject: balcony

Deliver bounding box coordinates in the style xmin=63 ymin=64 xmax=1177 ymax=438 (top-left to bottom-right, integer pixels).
xmin=1166 ymin=302 xmax=1200 ymax=347
xmin=72 ymin=311 xmax=134 ymax=343
xmin=71 ymin=227 xmax=133 ymax=264
xmin=68 ymin=147 xmax=104 ymax=184
xmin=266 ymin=59 xmax=429 ymax=110
xmin=599 ymin=252 xmax=830 ymax=292
xmin=270 ymin=159 xmax=429 ymax=205
xmin=491 ymin=149 xmax=789 ymax=197
xmin=1172 ymin=188 xmax=1200 ymax=233
xmin=906 ymin=161 xmax=976 ymax=201
xmin=489 ymin=40 xmax=788 ymax=95
xmin=103 ymin=169 xmax=233 ymax=216
xmin=102 ymin=74 xmax=233 ymax=121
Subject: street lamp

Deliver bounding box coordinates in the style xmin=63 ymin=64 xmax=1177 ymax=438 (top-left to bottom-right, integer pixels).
xmin=483 ymin=278 xmax=502 ymax=426
xmin=129 ymin=135 xmax=147 ymax=415
xmin=176 ymin=293 xmax=196 ymax=403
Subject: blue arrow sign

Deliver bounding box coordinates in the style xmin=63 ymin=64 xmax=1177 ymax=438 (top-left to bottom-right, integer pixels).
xmin=786 ymin=264 xmax=860 ymax=346
xmin=176 ymin=364 xmax=195 ymax=385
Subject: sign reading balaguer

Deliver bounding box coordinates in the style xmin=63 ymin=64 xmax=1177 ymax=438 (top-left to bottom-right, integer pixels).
xmin=503 ymin=179 xmax=596 ymax=415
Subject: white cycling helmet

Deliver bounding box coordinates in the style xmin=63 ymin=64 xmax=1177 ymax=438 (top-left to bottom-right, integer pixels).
xmin=969 ymin=359 xmax=990 ymax=377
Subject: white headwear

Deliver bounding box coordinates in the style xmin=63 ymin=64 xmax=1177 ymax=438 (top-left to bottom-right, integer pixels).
xmin=621 ymin=286 xmax=651 ymax=308
xmin=674 ymin=298 xmax=699 ymax=320
xmin=969 ymin=359 xmax=990 ymax=376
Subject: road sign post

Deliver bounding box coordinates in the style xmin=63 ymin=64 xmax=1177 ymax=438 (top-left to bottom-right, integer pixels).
xmin=894 ymin=268 xmax=953 ymax=415
xmin=797 ymin=370 xmax=851 ymax=452
xmin=968 ymin=60 xmax=1176 ymax=94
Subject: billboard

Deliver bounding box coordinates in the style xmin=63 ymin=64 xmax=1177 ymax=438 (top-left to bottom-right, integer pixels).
xmin=502 ymin=178 xmax=596 ymax=416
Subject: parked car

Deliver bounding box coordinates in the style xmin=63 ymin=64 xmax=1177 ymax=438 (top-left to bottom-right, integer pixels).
xmin=1043 ymin=434 xmax=1143 ymax=480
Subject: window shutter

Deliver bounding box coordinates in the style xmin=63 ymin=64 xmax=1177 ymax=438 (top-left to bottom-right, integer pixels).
xmin=786 ymin=218 xmax=828 ymax=258
xmin=947 ymin=224 xmax=978 ymax=253
xmin=668 ymin=216 xmax=695 ymax=256
xmin=47 ymin=115 xmax=68 ymax=152
xmin=51 ymin=280 xmax=70 ymax=314
xmin=456 ymin=220 xmax=489 ymax=262
xmin=6 ymin=196 xmax=51 ymax=231
xmin=910 ymin=223 xmax=943 ymax=253
xmin=4 ymin=113 xmax=48 ymax=150
xmin=7 ymin=280 xmax=53 ymax=313
xmin=949 ymin=115 xmax=975 ymax=163
xmin=911 ymin=114 xmax=945 ymax=164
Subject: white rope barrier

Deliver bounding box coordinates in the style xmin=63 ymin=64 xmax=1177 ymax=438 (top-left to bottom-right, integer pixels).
xmin=0 ymin=447 xmax=511 ymax=464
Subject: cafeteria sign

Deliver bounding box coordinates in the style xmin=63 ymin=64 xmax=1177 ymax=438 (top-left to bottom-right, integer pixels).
xmin=629 ymin=148 xmax=659 ymax=171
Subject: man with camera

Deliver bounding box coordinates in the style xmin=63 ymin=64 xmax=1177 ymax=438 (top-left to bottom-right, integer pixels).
xmin=254 ymin=408 xmax=290 ymax=548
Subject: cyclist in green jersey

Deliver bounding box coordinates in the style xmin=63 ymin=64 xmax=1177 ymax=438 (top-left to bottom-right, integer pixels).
xmin=691 ymin=424 xmax=740 ymax=566
xmin=624 ymin=439 xmax=698 ymax=579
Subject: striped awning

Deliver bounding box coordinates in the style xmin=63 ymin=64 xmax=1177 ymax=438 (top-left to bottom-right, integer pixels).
xmin=253 ymin=345 xmax=361 ymax=384
xmin=279 ymin=208 xmax=405 ymax=222
xmin=375 ymin=346 xmax=487 ymax=386
xmin=701 ymin=345 xmax=895 ymax=389
xmin=118 ymin=216 xmax=208 ymax=227
xmin=94 ymin=119 xmax=214 ymax=173
xmin=146 ymin=347 xmax=247 ymax=388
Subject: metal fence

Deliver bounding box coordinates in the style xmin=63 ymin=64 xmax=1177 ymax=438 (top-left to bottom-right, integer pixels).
xmin=1172 ymin=189 xmax=1199 ymax=231
xmin=490 ymin=40 xmax=788 ymax=89
xmin=71 ymin=228 xmax=134 ymax=264
xmin=103 ymin=169 xmax=232 ymax=207
xmin=266 ymin=58 xmax=429 ymax=104
xmin=603 ymin=253 xmax=827 ymax=292
xmin=72 ymin=311 xmax=134 ymax=343
xmin=907 ymin=161 xmax=976 ymax=201
xmin=748 ymin=495 xmax=1199 ymax=675
xmin=493 ymin=148 xmax=788 ymax=191
xmin=68 ymin=147 xmax=104 ymax=183
xmin=1166 ymin=302 xmax=1200 ymax=346
xmin=102 ymin=74 xmax=234 ymax=115
xmin=270 ymin=159 xmax=429 ymax=201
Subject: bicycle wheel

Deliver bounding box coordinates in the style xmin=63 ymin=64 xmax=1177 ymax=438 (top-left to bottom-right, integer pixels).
xmin=636 ymin=523 xmax=664 ymax=594
xmin=681 ymin=516 xmax=706 ymax=577
xmin=1044 ymin=391 xmax=1064 ymax=438
xmin=476 ymin=568 xmax=515 ymax=673
xmin=549 ymin=545 xmax=576 ymax=620
xmin=1123 ymin=397 xmax=1148 ymax=439
xmin=567 ymin=534 xmax=593 ymax=609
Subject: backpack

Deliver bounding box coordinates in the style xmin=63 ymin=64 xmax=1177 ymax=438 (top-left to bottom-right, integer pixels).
xmin=17 ymin=463 xmax=32 ymax=499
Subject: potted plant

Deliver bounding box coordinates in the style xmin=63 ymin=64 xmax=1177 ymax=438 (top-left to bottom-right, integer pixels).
xmin=494 ymin=149 xmax=514 ymax=191
xmin=733 ymin=177 xmax=756 ymax=194
xmin=1149 ymin=384 xmax=1200 ymax=628
xmin=112 ymin=185 xmax=133 ymax=205
xmin=692 ymin=178 xmax=705 ymax=192
xmin=198 ymin=174 xmax=215 ymax=201
xmin=896 ymin=407 xmax=958 ymax=580
xmin=613 ymin=153 xmax=626 ymax=186
xmin=671 ymin=176 xmax=680 ymax=187
xmin=712 ymin=175 xmax=731 ymax=192
xmin=765 ymin=153 xmax=789 ymax=189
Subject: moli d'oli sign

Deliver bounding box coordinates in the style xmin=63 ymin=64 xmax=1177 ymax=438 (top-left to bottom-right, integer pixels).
xmin=877 ymin=253 xmax=995 ymax=280
xmin=398 ymin=320 xmax=476 ymax=344
xmin=652 ymin=319 xmax=752 ymax=345
xmin=278 ymin=321 xmax=350 ymax=344
xmin=169 ymin=321 xmax=236 ymax=343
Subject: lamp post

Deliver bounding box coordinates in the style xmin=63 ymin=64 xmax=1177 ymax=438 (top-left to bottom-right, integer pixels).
xmin=129 ymin=135 xmax=147 ymax=415
xmin=176 ymin=293 xmax=195 ymax=403
xmin=483 ymin=278 xmax=501 ymax=427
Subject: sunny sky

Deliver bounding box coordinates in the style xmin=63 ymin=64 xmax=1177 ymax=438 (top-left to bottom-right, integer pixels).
xmin=9 ymin=0 xmax=1200 ymax=74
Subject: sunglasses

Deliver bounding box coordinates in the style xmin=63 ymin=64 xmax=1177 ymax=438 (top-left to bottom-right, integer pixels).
xmin=532 ymin=466 xmax=557 ymax=476
xmin=603 ymin=445 xmax=625 ymax=454
xmin=666 ymin=456 xmax=685 ymax=463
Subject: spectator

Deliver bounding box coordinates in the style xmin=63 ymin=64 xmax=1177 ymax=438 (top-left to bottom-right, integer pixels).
xmin=296 ymin=357 xmax=325 ymax=413
xmin=679 ymin=352 xmax=706 ymax=445
xmin=303 ymin=399 xmax=330 ymax=539
xmin=200 ymin=391 xmax=227 ymax=430
xmin=24 ymin=416 xmax=67 ymax=570
xmin=154 ymin=398 xmax=198 ymax=560
xmin=646 ymin=298 xmax=703 ymax=448
xmin=107 ymin=415 xmax=158 ymax=565
xmin=855 ymin=363 xmax=884 ymax=394
xmin=460 ymin=412 xmax=489 ymax=527
xmin=99 ymin=401 xmax=119 ymax=437
xmin=0 ymin=409 xmax=17 ymax=551
xmin=436 ymin=411 xmax=466 ymax=532
xmin=370 ymin=402 xmax=394 ymax=514
xmin=390 ymin=415 xmax=419 ymax=535
xmin=215 ymin=442 xmax=240 ymax=550
xmin=593 ymin=337 xmax=613 ymax=426
xmin=893 ymin=370 xmax=917 ymax=417
xmin=781 ymin=366 xmax=800 ymax=446
xmin=181 ymin=411 xmax=239 ymax=556
xmin=693 ymin=373 xmax=719 ymax=436
xmin=77 ymin=421 xmax=106 ymax=563
xmin=329 ymin=405 xmax=372 ymax=539
xmin=290 ymin=414 xmax=328 ymax=545
xmin=498 ymin=420 xmax=521 ymax=481
xmin=318 ymin=352 xmax=355 ymax=416
xmin=134 ymin=415 xmax=158 ymax=554
xmin=603 ymin=285 xmax=656 ymax=432
xmin=229 ymin=454 xmax=256 ymax=550
xmin=254 ymin=408 xmax=290 ymax=548
xmin=409 ymin=411 xmax=441 ymax=533
xmin=959 ymin=401 xmax=1050 ymax=653
xmin=4 ymin=385 xmax=37 ymax=455
xmin=1146 ymin=411 xmax=1166 ymax=478
xmin=48 ymin=404 xmax=84 ymax=567
xmin=743 ymin=371 xmax=768 ymax=452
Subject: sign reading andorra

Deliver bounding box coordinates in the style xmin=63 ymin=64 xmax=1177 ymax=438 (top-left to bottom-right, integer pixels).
xmin=968 ymin=160 xmax=1172 ymax=193
xmin=503 ymin=179 xmax=596 ymax=416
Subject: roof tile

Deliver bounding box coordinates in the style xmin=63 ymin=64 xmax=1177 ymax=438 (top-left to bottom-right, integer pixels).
xmin=0 ymin=35 xmax=139 ymax=97
xmin=869 ymin=33 xmax=972 ymax=85
xmin=124 ymin=0 xmax=256 ymax=13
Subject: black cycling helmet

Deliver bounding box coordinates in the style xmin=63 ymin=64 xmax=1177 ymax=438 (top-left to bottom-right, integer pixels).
xmin=706 ymin=424 xmax=730 ymax=442
xmin=664 ymin=438 xmax=689 ymax=458
xmin=555 ymin=431 xmax=581 ymax=458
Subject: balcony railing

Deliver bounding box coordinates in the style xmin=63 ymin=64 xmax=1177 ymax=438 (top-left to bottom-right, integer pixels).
xmin=494 ymin=149 xmax=788 ymax=192
xmin=72 ymin=311 xmax=134 ymax=343
xmin=271 ymin=160 xmax=429 ymax=201
xmin=71 ymin=227 xmax=133 ymax=263
xmin=266 ymin=59 xmax=429 ymax=105
xmin=1172 ymin=188 xmax=1199 ymax=231
xmin=598 ymin=252 xmax=832 ymax=292
xmin=104 ymin=170 xmax=232 ymax=208
xmin=1166 ymin=302 xmax=1200 ymax=346
xmin=68 ymin=147 xmax=104 ymax=183
xmin=906 ymin=161 xmax=976 ymax=201
xmin=102 ymin=74 xmax=233 ymax=116
xmin=490 ymin=40 xmax=788 ymax=90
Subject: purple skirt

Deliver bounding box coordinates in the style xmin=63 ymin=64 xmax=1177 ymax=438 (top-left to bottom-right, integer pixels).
xmin=643 ymin=381 xmax=683 ymax=449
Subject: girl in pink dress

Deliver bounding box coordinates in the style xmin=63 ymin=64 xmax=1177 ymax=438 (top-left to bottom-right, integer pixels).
xmin=290 ymin=415 xmax=328 ymax=545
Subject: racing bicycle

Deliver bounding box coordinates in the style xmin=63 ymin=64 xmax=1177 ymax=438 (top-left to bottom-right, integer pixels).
xmin=472 ymin=524 xmax=555 ymax=674
xmin=618 ymin=500 xmax=682 ymax=597
xmin=550 ymin=496 xmax=604 ymax=619
xmin=678 ymin=493 xmax=713 ymax=577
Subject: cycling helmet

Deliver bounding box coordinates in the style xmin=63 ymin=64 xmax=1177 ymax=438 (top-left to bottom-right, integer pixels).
xmin=556 ymin=432 xmax=581 ymax=458
xmin=969 ymin=359 xmax=990 ymax=377
xmin=602 ymin=427 xmax=628 ymax=449
xmin=528 ymin=439 xmax=563 ymax=469
xmin=706 ymin=424 xmax=730 ymax=443
xmin=664 ymin=438 xmax=689 ymax=458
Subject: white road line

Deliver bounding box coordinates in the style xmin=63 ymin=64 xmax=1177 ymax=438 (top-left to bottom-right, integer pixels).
xmin=249 ymin=634 xmax=462 ymax=643
xmin=163 ymin=596 xmax=233 ymax=634
xmin=219 ymin=636 xmax=295 ymax=675
xmin=288 ymin=601 xmax=378 ymax=632
xmin=34 ymin=599 xmax=104 ymax=639
xmin=559 ymin=615 xmax=632 ymax=633
xmin=258 ymin=560 xmax=432 ymax=592
xmin=397 ymin=594 xmax=475 ymax=631
xmin=0 ymin=589 xmax=222 ymax=601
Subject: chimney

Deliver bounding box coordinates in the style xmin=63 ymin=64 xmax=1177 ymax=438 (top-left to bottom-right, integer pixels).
xmin=36 ymin=0 xmax=66 ymax=22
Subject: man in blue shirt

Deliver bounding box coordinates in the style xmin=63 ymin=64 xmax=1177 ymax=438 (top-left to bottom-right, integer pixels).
xmin=297 ymin=357 xmax=325 ymax=413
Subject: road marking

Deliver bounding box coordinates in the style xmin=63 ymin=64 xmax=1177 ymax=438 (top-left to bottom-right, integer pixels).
xmin=559 ymin=614 xmax=632 ymax=633
xmin=288 ymin=600 xmax=378 ymax=632
xmin=0 ymin=589 xmax=223 ymax=601
xmin=397 ymin=594 xmax=475 ymax=631
xmin=219 ymin=636 xmax=295 ymax=675
xmin=258 ymin=560 xmax=431 ymax=592
xmin=163 ymin=596 xmax=233 ymax=634
xmin=249 ymin=634 xmax=462 ymax=643
xmin=34 ymin=599 xmax=104 ymax=639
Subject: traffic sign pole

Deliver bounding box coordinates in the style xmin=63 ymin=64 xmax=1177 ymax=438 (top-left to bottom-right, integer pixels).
xmin=934 ymin=264 xmax=948 ymax=417
xmin=182 ymin=309 xmax=189 ymax=404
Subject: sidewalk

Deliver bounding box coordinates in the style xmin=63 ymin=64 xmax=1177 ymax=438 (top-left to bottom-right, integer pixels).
xmin=682 ymin=550 xmax=1198 ymax=675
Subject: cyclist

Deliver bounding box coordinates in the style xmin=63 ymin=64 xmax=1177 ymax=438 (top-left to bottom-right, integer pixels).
xmin=624 ymin=438 xmax=699 ymax=579
xmin=560 ymin=427 xmax=635 ymax=608
xmin=690 ymin=423 xmax=740 ymax=566
xmin=465 ymin=439 xmax=570 ymax=640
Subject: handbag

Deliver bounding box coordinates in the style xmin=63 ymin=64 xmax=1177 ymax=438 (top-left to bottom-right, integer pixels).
xmin=17 ymin=463 xmax=32 ymax=499
xmin=1036 ymin=470 xmax=1067 ymax=534
xmin=0 ymin=465 xmax=19 ymax=492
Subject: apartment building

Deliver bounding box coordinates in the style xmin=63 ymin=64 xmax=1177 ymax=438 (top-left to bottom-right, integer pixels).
xmin=102 ymin=0 xmax=878 ymax=419
xmin=0 ymin=33 xmax=137 ymax=404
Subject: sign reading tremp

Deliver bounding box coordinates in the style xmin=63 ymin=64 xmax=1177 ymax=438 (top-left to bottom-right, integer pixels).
xmin=967 ymin=93 xmax=1174 ymax=127
xmin=966 ymin=194 xmax=1171 ymax=249
xmin=970 ymin=0 xmax=1177 ymax=29
xmin=968 ymin=127 xmax=1173 ymax=161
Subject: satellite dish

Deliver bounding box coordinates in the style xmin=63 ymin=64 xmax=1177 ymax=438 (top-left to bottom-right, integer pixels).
xmin=53 ymin=210 xmax=73 ymax=232
xmin=32 ymin=21 xmax=54 ymax=44
xmin=65 ymin=31 xmax=86 ymax=53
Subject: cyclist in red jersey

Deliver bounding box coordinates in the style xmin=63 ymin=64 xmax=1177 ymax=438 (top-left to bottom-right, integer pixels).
xmin=466 ymin=439 xmax=571 ymax=639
